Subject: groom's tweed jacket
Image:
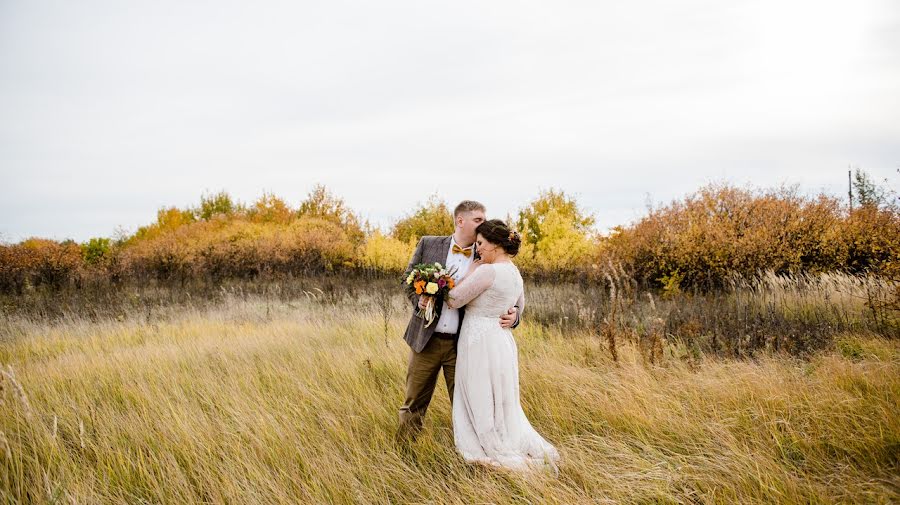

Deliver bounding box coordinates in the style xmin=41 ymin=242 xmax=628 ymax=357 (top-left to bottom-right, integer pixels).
xmin=402 ymin=235 xmax=463 ymax=353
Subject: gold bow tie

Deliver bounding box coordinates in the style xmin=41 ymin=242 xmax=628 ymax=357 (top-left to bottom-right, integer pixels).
xmin=452 ymin=244 xmax=473 ymax=257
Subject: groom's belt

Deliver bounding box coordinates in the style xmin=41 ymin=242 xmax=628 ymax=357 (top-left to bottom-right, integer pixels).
xmin=432 ymin=332 xmax=456 ymax=340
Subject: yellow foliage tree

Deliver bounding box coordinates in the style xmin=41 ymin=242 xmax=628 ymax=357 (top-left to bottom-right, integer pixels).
xmin=298 ymin=185 xmax=365 ymax=245
xmin=514 ymin=189 xmax=595 ymax=275
xmin=516 ymin=188 xmax=595 ymax=246
xmin=531 ymin=209 xmax=594 ymax=271
xmin=157 ymin=207 xmax=196 ymax=229
xmin=248 ymin=193 xmax=293 ymax=224
xmin=359 ymin=231 xmax=415 ymax=273
xmin=391 ymin=195 xmax=455 ymax=244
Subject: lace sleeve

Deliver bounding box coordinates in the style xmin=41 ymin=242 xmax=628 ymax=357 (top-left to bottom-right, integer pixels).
xmin=446 ymin=265 xmax=496 ymax=309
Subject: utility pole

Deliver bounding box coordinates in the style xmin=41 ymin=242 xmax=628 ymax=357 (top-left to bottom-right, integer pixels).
xmin=848 ymin=166 xmax=853 ymax=212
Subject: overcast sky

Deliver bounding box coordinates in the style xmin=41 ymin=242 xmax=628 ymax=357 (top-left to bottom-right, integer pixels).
xmin=1 ymin=0 xmax=898 ymax=243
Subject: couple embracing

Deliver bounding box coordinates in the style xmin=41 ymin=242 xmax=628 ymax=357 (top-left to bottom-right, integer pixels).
xmin=397 ymin=200 xmax=560 ymax=472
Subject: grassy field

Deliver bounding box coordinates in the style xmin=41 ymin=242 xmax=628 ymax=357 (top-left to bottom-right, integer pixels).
xmin=1 ymin=290 xmax=898 ymax=504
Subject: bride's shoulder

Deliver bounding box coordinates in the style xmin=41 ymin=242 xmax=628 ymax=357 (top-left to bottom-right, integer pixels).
xmin=507 ymin=261 xmax=524 ymax=279
xmin=477 ymin=262 xmax=498 ymax=276
xmin=496 ymin=261 xmax=520 ymax=275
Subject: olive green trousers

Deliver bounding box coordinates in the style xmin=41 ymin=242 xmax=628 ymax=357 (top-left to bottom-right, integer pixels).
xmin=397 ymin=334 xmax=457 ymax=439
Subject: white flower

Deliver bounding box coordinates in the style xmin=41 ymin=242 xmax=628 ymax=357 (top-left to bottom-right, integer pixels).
xmin=425 ymin=282 xmax=439 ymax=294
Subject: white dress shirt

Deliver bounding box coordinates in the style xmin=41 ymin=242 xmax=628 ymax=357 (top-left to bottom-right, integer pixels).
xmin=434 ymin=236 xmax=474 ymax=334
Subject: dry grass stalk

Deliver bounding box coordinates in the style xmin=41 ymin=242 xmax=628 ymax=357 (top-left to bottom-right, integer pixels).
xmin=0 ymin=365 xmax=33 ymax=419
xmin=603 ymin=271 xmax=619 ymax=362
xmin=0 ymin=430 xmax=11 ymax=461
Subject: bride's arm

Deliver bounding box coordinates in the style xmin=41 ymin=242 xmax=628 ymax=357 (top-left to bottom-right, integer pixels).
xmin=446 ymin=265 xmax=495 ymax=309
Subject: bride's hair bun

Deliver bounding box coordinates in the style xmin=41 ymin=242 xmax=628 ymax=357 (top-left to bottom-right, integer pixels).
xmin=475 ymin=219 xmax=520 ymax=257
xmin=507 ymin=230 xmax=521 ymax=250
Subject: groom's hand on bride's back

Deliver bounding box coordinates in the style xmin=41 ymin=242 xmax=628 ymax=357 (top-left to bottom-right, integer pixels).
xmin=499 ymin=306 xmax=518 ymax=329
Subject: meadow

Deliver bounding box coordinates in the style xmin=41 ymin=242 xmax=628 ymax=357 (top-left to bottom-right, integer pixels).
xmin=1 ymin=276 xmax=898 ymax=504
xmin=1 ymin=180 xmax=897 ymax=503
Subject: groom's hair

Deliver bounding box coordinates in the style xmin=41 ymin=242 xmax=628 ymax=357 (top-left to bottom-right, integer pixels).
xmin=453 ymin=200 xmax=485 ymax=219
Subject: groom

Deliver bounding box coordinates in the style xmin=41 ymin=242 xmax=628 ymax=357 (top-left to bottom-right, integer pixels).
xmin=397 ymin=200 xmax=521 ymax=440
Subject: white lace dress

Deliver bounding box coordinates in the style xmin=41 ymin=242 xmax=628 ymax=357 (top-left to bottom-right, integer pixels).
xmin=447 ymin=262 xmax=560 ymax=471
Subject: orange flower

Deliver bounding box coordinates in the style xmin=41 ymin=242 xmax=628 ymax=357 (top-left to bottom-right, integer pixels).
xmin=447 ymin=278 xmax=455 ymax=289
xmin=414 ymin=280 xmax=426 ymax=294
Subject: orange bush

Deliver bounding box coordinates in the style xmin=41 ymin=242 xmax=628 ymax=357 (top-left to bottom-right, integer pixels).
xmin=598 ymin=184 xmax=899 ymax=289
xmin=247 ymin=193 xmax=293 ymax=224
xmin=839 ymin=205 xmax=900 ymax=274
xmin=0 ymin=244 xmax=31 ymax=293
xmin=115 ymin=216 xmax=356 ymax=282
xmin=0 ymin=238 xmax=84 ymax=292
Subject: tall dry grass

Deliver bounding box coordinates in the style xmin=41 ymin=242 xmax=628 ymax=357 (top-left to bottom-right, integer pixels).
xmin=1 ymin=290 xmax=898 ymax=503
xmin=515 ymin=270 xmax=897 ymax=357
xmin=2 ymin=270 xmax=896 ymax=357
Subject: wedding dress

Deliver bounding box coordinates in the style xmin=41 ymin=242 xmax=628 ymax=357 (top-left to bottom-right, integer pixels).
xmin=447 ymin=262 xmax=560 ymax=471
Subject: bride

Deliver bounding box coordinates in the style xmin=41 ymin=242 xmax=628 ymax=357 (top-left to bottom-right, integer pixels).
xmin=446 ymin=219 xmax=560 ymax=471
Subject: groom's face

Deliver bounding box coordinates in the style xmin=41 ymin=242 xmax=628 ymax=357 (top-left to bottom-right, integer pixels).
xmin=456 ymin=210 xmax=485 ymax=244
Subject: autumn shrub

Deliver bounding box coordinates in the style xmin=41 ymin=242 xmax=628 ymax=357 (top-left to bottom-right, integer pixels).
xmin=126 ymin=206 xmax=196 ymax=245
xmin=1 ymin=184 xmax=896 ymax=294
xmin=838 ymin=204 xmax=900 ymax=274
xmin=297 ymin=184 xmax=365 ymax=246
xmin=117 ymin=229 xmax=195 ymax=283
xmin=114 ymin=215 xmax=357 ymax=283
xmin=598 ymin=184 xmax=899 ymax=289
xmin=283 ymin=217 xmax=356 ymax=272
xmin=0 ymin=244 xmax=30 ymax=294
xmin=0 ymin=238 xmax=85 ymax=292
xmin=359 ymin=232 xmax=415 ymax=273
xmin=247 ymin=193 xmax=293 ymax=224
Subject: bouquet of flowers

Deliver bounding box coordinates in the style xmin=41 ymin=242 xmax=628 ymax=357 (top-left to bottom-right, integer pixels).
xmin=404 ymin=262 xmax=457 ymax=327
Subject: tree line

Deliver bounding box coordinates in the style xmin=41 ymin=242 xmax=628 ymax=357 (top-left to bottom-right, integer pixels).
xmin=1 ymin=170 xmax=897 ymax=295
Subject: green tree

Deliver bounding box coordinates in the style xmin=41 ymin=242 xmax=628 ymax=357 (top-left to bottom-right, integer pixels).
xmin=853 ymin=168 xmax=884 ymax=209
xmin=852 ymin=167 xmax=899 ymax=210
xmin=81 ymin=237 xmax=111 ymax=264
xmin=391 ymin=195 xmax=455 ymax=244
xmin=196 ymin=190 xmax=236 ymax=220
